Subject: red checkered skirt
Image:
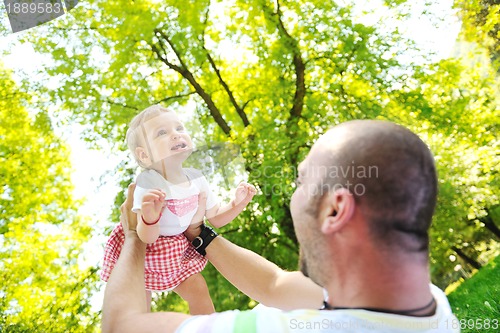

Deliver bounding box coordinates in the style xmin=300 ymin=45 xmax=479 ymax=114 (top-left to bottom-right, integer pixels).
xmin=100 ymin=223 xmax=207 ymax=291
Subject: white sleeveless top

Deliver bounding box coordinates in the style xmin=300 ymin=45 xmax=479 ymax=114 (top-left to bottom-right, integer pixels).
xmin=133 ymin=168 xmax=217 ymax=236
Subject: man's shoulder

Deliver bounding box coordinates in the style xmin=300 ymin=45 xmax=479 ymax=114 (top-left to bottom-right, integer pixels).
xmin=177 ymin=308 xmax=289 ymax=333
xmin=178 ymin=287 xmax=460 ymax=333
xmin=185 ymin=305 xmax=460 ymax=332
xmin=177 ymin=307 xmax=338 ymax=333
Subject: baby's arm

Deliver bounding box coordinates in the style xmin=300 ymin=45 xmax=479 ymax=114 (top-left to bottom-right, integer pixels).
xmin=206 ymin=183 xmax=256 ymax=228
xmin=137 ymin=189 xmax=165 ymax=244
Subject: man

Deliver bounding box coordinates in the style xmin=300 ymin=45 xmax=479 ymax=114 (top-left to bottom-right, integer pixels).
xmin=102 ymin=120 xmax=459 ymax=332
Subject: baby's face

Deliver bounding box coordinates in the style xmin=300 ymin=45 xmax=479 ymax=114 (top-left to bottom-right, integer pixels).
xmin=140 ymin=112 xmax=193 ymax=164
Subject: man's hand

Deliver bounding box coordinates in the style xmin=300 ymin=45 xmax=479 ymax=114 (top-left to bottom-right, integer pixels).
xmin=184 ymin=192 xmax=207 ymax=242
xmin=120 ymin=183 xmax=138 ymax=233
xmin=233 ymin=182 xmax=257 ymax=207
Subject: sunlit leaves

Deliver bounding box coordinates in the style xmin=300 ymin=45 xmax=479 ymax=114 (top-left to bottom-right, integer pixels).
xmin=0 ymin=65 xmax=98 ymax=332
xmin=454 ymin=0 xmax=500 ymax=70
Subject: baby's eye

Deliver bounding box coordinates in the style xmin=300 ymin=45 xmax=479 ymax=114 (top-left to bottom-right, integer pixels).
xmin=157 ymin=129 xmax=167 ymax=137
xmin=177 ymin=126 xmax=185 ymax=132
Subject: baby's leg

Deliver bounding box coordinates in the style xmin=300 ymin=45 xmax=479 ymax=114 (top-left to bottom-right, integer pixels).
xmin=174 ymin=273 xmax=215 ymax=315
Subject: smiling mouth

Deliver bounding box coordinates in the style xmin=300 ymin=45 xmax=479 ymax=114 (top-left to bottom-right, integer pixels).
xmin=171 ymin=143 xmax=188 ymax=151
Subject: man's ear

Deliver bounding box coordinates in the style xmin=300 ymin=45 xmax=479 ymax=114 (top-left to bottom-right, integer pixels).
xmin=135 ymin=147 xmax=151 ymax=166
xmin=321 ymin=188 xmax=355 ymax=235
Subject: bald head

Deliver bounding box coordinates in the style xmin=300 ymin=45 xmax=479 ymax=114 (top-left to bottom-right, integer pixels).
xmin=314 ymin=120 xmax=437 ymax=253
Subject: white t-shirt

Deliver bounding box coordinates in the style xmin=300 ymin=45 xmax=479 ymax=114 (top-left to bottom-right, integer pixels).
xmin=133 ymin=168 xmax=218 ymax=236
xmin=177 ymin=285 xmax=460 ymax=333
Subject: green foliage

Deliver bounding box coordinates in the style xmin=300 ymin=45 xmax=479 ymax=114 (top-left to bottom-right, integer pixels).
xmin=448 ymin=255 xmax=500 ymax=333
xmin=454 ymin=0 xmax=500 ymax=71
xmin=11 ymin=0 xmax=499 ymax=314
xmin=399 ymin=58 xmax=500 ymax=288
xmin=0 ymin=1 xmax=11 ymax=37
xmin=0 ymin=65 xmax=98 ymax=332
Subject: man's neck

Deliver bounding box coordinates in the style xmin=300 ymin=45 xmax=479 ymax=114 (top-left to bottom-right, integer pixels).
xmin=325 ymin=252 xmax=433 ymax=315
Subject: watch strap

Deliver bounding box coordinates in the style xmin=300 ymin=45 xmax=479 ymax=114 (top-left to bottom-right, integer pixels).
xmin=192 ymin=224 xmax=218 ymax=256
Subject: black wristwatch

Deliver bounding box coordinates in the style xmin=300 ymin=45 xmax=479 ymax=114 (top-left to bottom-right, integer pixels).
xmin=191 ymin=224 xmax=218 ymax=256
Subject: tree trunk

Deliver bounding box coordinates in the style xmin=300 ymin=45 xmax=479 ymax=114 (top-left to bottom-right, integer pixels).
xmin=481 ymin=209 xmax=500 ymax=239
xmin=451 ymin=246 xmax=482 ymax=270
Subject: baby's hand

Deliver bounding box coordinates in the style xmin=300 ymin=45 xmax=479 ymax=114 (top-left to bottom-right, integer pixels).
xmin=233 ymin=182 xmax=257 ymax=207
xmin=141 ymin=189 xmax=166 ymax=224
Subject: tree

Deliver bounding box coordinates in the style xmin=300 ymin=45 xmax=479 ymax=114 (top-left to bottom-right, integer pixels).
xmin=16 ymin=0 xmax=498 ymax=309
xmin=454 ymin=0 xmax=500 ymax=71
xmin=404 ymin=58 xmax=500 ymax=287
xmin=0 ymin=64 xmax=98 ymax=332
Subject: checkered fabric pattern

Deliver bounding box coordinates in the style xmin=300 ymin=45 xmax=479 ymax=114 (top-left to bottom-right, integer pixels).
xmin=100 ymin=223 xmax=208 ymax=291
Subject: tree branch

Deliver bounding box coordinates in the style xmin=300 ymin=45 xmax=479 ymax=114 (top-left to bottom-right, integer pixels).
xmin=105 ymin=99 xmax=139 ymax=110
xmin=202 ymin=46 xmax=250 ymax=127
xmin=261 ymin=0 xmax=306 ymax=120
xmin=478 ymin=208 xmax=500 ymax=239
xmin=150 ymin=41 xmax=184 ymax=73
xmin=200 ymin=9 xmax=250 ymax=127
xmin=150 ymin=29 xmax=232 ymax=136
xmin=153 ymin=91 xmax=197 ymax=105
xmin=241 ymin=98 xmax=255 ymax=112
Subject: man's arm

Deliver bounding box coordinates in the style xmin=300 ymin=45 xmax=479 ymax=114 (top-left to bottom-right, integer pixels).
xmin=185 ymin=224 xmax=324 ymax=311
xmin=101 ymin=184 xmax=190 ymax=333
xmin=208 ymin=237 xmax=323 ymax=311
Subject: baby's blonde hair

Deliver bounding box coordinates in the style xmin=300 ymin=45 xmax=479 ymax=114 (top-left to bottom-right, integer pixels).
xmin=126 ymin=105 xmax=172 ymax=168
